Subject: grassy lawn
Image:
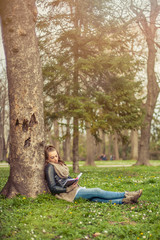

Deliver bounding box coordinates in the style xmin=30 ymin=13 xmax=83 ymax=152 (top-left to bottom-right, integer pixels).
xmin=77 ymin=160 xmax=160 ymax=166
xmin=0 ymin=164 xmax=160 ymax=240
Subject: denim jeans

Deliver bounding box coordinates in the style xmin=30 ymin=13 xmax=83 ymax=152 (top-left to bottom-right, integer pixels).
xmin=74 ymin=188 xmax=125 ymax=204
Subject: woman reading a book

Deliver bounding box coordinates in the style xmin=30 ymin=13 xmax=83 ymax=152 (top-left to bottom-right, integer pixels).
xmin=45 ymin=145 xmax=142 ymax=204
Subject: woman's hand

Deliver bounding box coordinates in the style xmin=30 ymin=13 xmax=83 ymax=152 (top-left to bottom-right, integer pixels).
xmin=66 ymin=182 xmax=78 ymax=193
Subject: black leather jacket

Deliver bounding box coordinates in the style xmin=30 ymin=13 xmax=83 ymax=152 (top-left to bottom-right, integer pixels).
xmin=45 ymin=163 xmax=72 ymax=194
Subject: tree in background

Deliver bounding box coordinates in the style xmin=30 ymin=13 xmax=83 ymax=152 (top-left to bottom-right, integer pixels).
xmin=38 ymin=0 xmax=114 ymax=172
xmin=131 ymin=130 xmax=138 ymax=160
xmin=37 ymin=0 xmax=144 ymax=170
xmin=85 ymin=122 xmax=96 ymax=166
xmin=115 ymin=0 xmax=160 ymax=164
xmin=0 ymin=0 xmax=46 ymax=197
xmin=130 ymin=0 xmax=160 ymax=165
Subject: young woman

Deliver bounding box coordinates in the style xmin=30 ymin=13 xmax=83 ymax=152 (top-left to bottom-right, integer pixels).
xmin=44 ymin=145 xmax=142 ymax=204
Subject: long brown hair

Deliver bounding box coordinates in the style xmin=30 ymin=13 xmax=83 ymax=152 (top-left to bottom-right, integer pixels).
xmin=44 ymin=145 xmax=65 ymax=165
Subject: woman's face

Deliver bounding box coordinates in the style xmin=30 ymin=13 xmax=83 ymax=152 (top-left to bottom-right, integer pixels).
xmin=48 ymin=150 xmax=59 ymax=164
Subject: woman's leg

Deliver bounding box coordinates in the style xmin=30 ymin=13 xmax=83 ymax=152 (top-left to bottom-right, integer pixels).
xmin=74 ymin=188 xmax=125 ymax=201
xmin=90 ymin=197 xmax=123 ymax=204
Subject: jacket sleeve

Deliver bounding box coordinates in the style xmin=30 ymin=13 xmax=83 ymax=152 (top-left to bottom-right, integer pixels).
xmin=45 ymin=164 xmax=67 ymax=194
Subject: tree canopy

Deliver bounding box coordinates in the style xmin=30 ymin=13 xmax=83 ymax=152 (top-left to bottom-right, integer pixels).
xmin=37 ymin=0 xmax=144 ymax=134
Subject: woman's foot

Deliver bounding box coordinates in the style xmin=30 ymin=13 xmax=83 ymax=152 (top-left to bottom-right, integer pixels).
xmin=123 ymin=189 xmax=143 ymax=204
xmin=125 ymin=189 xmax=143 ymax=198
xmin=122 ymin=196 xmax=135 ymax=204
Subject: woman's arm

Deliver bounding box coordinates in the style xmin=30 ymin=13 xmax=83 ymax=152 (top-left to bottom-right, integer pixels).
xmin=45 ymin=164 xmax=67 ymax=194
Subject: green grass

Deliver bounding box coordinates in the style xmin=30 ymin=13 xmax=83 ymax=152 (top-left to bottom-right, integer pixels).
xmin=76 ymin=160 xmax=160 ymax=166
xmin=0 ymin=164 xmax=160 ymax=240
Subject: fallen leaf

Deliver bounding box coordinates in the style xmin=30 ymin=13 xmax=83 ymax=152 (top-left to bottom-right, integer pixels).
xmin=131 ymin=206 xmax=136 ymax=210
xmin=93 ymin=232 xmax=101 ymax=237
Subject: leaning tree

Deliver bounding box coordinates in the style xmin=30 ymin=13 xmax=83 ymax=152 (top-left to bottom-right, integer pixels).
xmin=0 ymin=0 xmax=47 ymax=197
xmin=130 ymin=0 xmax=160 ymax=165
xmin=111 ymin=0 xmax=160 ymax=165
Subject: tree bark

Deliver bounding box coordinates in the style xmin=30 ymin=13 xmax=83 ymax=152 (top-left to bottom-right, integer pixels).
xmin=0 ymin=0 xmax=46 ymax=197
xmin=85 ymin=122 xmax=96 ymax=166
xmin=131 ymin=130 xmax=138 ymax=160
xmin=131 ymin=0 xmax=160 ymax=165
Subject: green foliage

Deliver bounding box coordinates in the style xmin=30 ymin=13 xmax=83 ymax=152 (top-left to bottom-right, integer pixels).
xmin=37 ymin=0 xmax=144 ymax=140
xmin=1 ymin=164 xmax=160 ymax=240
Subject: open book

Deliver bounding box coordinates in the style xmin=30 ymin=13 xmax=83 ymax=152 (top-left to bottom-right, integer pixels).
xmin=62 ymin=173 xmax=83 ymax=187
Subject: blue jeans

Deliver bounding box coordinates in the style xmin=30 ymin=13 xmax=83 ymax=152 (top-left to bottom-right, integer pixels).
xmin=74 ymin=188 xmax=125 ymax=204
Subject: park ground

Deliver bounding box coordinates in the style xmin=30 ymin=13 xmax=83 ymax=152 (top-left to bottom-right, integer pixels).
xmin=0 ymin=160 xmax=160 ymax=240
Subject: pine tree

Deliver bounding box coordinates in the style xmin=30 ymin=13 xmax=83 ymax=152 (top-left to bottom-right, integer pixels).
xmin=37 ymin=0 xmax=144 ymax=170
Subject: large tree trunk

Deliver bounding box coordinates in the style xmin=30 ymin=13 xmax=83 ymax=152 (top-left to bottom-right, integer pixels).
xmin=85 ymin=122 xmax=96 ymax=166
xmin=137 ymin=38 xmax=159 ymax=165
xmin=131 ymin=0 xmax=160 ymax=165
xmin=0 ymin=0 xmax=46 ymax=197
xmin=131 ymin=130 xmax=138 ymax=160
xmin=138 ymin=121 xmax=152 ymax=165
